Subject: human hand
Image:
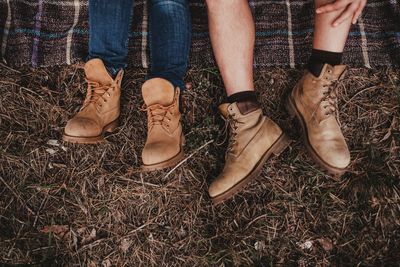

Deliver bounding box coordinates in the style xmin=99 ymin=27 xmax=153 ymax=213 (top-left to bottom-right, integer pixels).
xmin=316 ymin=0 xmax=367 ymax=27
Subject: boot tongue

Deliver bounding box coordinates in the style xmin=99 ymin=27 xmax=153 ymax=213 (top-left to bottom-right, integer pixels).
xmin=84 ymin=58 xmax=114 ymax=85
xmin=318 ymin=64 xmax=347 ymax=80
xmin=218 ymin=103 xmax=230 ymax=119
xmin=142 ymin=78 xmax=175 ymax=106
xmin=332 ymin=65 xmax=347 ymax=79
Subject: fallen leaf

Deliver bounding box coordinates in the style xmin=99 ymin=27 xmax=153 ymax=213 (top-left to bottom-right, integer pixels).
xmin=47 ymin=139 xmax=60 ymax=146
xmin=45 ymin=148 xmax=57 ymax=155
xmin=41 ymin=225 xmax=69 ymax=239
xmin=148 ymin=233 xmax=154 ymax=242
xmin=120 ymin=238 xmax=132 ymax=253
xmin=102 ymin=259 xmax=111 ymax=267
xmin=317 ymin=238 xmax=334 ymax=251
xmin=82 ymin=228 xmax=97 ymax=245
xmin=370 ymin=196 xmax=379 ymax=208
xmin=47 ymin=139 xmax=67 ymax=152
xmin=297 ymin=240 xmax=313 ymax=250
xmin=177 ymin=226 xmax=187 ymax=239
xmin=254 ymin=240 xmax=266 ymax=251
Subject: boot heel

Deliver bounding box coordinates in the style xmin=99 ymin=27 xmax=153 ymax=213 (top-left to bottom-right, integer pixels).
xmin=272 ymin=134 xmax=291 ymax=156
xmin=104 ymin=119 xmax=119 ymax=133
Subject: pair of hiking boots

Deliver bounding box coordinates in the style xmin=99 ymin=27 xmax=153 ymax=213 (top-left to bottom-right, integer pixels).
xmin=63 ymin=59 xmax=350 ymax=205
xmin=63 ymin=59 xmax=184 ymax=171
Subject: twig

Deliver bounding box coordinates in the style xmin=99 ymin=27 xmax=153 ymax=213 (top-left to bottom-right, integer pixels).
xmin=163 ymin=140 xmax=214 ymax=179
xmin=342 ymin=85 xmax=380 ymax=108
xmin=33 ymin=195 xmax=48 ymax=228
xmin=0 ymin=176 xmax=35 ymax=216
xmin=0 ymin=62 xmax=21 ymax=73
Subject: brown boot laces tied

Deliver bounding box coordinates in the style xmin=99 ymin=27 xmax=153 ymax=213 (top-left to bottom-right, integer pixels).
xmin=82 ymin=79 xmax=116 ymax=110
xmin=141 ymin=103 xmax=175 ymax=130
xmin=218 ymin=113 xmax=243 ymax=154
xmin=320 ymin=74 xmax=340 ymax=119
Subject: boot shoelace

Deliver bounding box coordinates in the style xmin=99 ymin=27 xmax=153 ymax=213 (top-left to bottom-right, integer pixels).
xmin=82 ymin=79 xmax=115 ymax=110
xmin=218 ymin=113 xmax=243 ymax=155
xmin=321 ymin=77 xmax=339 ymax=117
xmin=141 ymin=103 xmax=175 ymax=130
xmin=311 ymin=72 xmax=341 ymax=122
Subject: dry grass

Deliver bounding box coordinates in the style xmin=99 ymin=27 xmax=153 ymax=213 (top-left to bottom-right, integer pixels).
xmin=0 ymin=63 xmax=399 ymax=266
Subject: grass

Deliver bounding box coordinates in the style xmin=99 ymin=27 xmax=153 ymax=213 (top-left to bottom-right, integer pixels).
xmin=0 ymin=63 xmax=399 ymax=266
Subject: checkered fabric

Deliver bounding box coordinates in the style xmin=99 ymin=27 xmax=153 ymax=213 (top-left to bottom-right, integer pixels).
xmin=0 ymin=0 xmax=399 ymax=68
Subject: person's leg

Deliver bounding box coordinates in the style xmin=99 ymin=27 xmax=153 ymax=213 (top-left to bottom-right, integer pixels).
xmin=206 ymin=0 xmax=254 ymax=97
xmin=205 ymin=0 xmax=290 ymax=204
xmin=308 ymin=0 xmax=364 ymax=76
xmin=314 ymin=0 xmax=353 ymax=52
xmin=141 ymin=0 xmax=191 ymax=171
xmin=287 ymin=0 xmax=365 ymax=176
xmin=147 ymin=0 xmax=191 ymax=91
xmin=63 ymin=0 xmax=134 ymax=144
xmin=88 ymin=0 xmax=134 ymax=75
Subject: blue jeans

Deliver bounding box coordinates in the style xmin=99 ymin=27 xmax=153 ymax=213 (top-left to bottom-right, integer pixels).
xmin=88 ymin=0 xmax=191 ymax=91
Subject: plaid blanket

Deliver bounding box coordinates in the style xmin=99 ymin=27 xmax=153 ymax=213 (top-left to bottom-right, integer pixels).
xmin=0 ymin=0 xmax=399 ymax=68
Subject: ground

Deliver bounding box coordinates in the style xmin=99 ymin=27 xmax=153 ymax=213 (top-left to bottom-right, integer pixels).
xmin=0 ymin=63 xmax=399 ymax=266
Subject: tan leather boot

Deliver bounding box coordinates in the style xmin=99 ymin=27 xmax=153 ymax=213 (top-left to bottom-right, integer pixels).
xmin=208 ymin=103 xmax=291 ymax=204
xmin=287 ymin=64 xmax=350 ymax=176
xmin=141 ymin=78 xmax=185 ymax=171
xmin=63 ymin=59 xmax=123 ymax=144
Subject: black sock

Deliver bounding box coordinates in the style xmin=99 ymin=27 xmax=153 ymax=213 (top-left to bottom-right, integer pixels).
xmin=307 ymin=49 xmax=343 ymax=77
xmin=227 ymin=91 xmax=257 ymax=103
xmin=227 ymin=91 xmax=260 ymax=114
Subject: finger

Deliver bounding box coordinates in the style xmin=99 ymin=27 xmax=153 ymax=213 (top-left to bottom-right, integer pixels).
xmin=352 ymin=0 xmax=366 ymax=24
xmin=316 ymin=0 xmax=349 ymax=14
xmin=332 ymin=3 xmax=358 ymax=26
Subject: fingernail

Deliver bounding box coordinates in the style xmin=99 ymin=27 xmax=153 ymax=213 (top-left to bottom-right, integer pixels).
xmin=316 ymin=9 xmax=321 ymax=13
xmin=333 ymin=23 xmax=338 ymax=27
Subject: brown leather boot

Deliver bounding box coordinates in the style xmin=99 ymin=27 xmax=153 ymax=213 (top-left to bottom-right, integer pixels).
xmin=141 ymin=78 xmax=185 ymax=171
xmin=208 ymin=103 xmax=291 ymax=204
xmin=287 ymin=64 xmax=350 ymax=176
xmin=63 ymin=59 xmax=123 ymax=144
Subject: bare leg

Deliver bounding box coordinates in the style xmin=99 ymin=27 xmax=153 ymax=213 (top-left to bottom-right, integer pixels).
xmin=313 ymin=0 xmax=353 ymax=52
xmin=206 ymin=0 xmax=255 ymax=96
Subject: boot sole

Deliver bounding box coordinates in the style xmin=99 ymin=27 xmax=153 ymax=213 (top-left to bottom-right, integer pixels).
xmin=286 ymin=94 xmax=347 ymax=177
xmin=211 ymin=133 xmax=291 ymax=205
xmin=141 ymin=135 xmax=185 ymax=172
xmin=62 ymin=119 xmax=118 ymax=144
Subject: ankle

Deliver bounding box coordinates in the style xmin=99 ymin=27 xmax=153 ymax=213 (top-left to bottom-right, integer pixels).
xmin=307 ymin=49 xmax=343 ymax=77
xmin=227 ymin=91 xmax=260 ymax=114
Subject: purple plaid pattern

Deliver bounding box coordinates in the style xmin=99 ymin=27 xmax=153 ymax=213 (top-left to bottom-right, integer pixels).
xmin=0 ymin=0 xmax=399 ymax=68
